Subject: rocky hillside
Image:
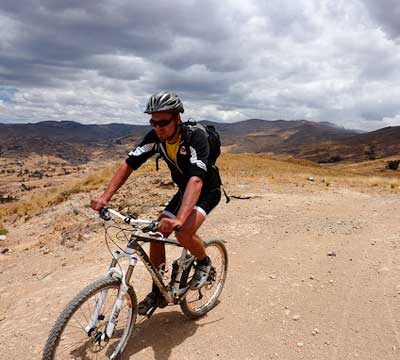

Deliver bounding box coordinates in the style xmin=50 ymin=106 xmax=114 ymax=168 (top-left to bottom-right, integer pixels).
xmin=287 ymin=126 xmax=400 ymax=163
xmin=0 ymin=121 xmax=147 ymax=144
xmin=209 ymin=119 xmax=358 ymax=153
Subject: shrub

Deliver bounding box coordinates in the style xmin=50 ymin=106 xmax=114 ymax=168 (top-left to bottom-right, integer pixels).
xmin=386 ymin=160 xmax=400 ymax=171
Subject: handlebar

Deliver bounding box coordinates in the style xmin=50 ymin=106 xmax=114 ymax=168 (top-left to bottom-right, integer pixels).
xmin=99 ymin=206 xmax=157 ymax=229
xmin=99 ymin=206 xmax=182 ymax=233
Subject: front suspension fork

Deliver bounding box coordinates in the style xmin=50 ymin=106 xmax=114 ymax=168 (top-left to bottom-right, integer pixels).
xmin=85 ymin=250 xmax=138 ymax=340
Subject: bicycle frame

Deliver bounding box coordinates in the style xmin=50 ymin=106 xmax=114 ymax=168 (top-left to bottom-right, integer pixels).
xmin=127 ymin=232 xmax=195 ymax=302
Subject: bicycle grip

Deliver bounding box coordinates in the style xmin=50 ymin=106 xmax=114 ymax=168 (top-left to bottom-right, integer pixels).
xmin=99 ymin=207 xmax=111 ymax=221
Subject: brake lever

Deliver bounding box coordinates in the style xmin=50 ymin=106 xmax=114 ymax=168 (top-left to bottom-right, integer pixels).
xmin=143 ymin=223 xmax=182 ymax=233
xmin=142 ymin=221 xmax=158 ymax=233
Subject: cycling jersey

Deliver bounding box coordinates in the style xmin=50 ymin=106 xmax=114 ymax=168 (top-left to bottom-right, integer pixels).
xmin=126 ymin=125 xmax=222 ymax=191
xmin=165 ymin=135 xmax=181 ymax=164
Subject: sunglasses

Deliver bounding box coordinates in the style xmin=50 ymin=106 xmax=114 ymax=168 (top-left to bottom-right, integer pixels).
xmin=149 ymin=117 xmax=175 ymax=128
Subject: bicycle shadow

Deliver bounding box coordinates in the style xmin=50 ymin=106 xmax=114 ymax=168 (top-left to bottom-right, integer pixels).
xmin=122 ymin=310 xmax=220 ymax=360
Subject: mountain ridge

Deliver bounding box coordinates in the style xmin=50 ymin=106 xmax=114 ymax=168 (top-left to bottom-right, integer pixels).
xmin=0 ymin=119 xmax=398 ymax=163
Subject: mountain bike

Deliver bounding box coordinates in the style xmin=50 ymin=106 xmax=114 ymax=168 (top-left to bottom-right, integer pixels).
xmin=42 ymin=206 xmax=228 ymax=359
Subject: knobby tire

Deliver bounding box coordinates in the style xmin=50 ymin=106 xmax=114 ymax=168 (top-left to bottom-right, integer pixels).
xmin=180 ymin=239 xmax=228 ymax=319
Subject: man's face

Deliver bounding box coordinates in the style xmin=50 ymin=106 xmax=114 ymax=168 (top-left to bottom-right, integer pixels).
xmin=149 ymin=112 xmax=179 ymax=141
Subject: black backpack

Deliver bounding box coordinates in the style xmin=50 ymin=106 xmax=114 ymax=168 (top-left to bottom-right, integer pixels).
xmin=182 ymin=120 xmax=221 ymax=164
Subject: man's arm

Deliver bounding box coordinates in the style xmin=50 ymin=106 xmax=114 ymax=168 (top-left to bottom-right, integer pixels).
xmin=91 ymin=129 xmax=158 ymax=211
xmin=90 ymin=162 xmax=133 ymax=211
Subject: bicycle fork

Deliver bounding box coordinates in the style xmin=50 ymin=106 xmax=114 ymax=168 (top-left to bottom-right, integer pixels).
xmin=85 ymin=250 xmax=138 ymax=342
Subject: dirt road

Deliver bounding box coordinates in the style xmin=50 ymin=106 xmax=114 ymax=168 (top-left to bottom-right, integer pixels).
xmin=1 ymin=182 xmax=400 ymax=359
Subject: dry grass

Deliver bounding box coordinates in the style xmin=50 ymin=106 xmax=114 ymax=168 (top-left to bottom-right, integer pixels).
xmin=219 ymin=153 xmax=323 ymax=177
xmin=0 ymin=166 xmax=116 ymax=226
xmin=217 ymin=153 xmax=400 ymax=191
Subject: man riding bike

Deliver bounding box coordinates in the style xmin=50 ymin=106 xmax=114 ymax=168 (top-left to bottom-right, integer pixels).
xmin=91 ymin=91 xmax=222 ymax=315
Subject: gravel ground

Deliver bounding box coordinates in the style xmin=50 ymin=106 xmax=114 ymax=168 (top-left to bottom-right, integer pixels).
xmin=1 ymin=180 xmax=400 ymax=360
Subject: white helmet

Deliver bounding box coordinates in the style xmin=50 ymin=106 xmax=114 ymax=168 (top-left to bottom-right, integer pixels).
xmin=144 ymin=91 xmax=184 ymax=114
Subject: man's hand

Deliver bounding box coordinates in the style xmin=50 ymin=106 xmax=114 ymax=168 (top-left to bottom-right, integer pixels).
xmin=158 ymin=218 xmax=183 ymax=233
xmin=90 ymin=197 xmax=108 ymax=211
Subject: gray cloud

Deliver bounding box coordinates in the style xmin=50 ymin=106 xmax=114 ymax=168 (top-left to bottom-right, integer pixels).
xmin=0 ymin=0 xmax=400 ymax=130
xmin=361 ymin=0 xmax=400 ymax=39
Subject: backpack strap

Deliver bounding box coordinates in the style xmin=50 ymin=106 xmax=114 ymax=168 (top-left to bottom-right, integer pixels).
xmin=221 ymin=186 xmax=252 ymax=203
xmin=222 ymin=186 xmax=230 ymax=203
xmin=155 ymin=154 xmax=162 ymax=171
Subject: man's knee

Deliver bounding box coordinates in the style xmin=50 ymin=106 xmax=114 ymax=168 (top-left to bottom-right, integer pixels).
xmin=175 ymin=229 xmax=194 ymax=245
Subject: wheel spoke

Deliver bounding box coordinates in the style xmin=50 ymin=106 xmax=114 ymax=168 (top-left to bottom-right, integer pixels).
xmin=71 ymin=313 xmax=88 ymax=332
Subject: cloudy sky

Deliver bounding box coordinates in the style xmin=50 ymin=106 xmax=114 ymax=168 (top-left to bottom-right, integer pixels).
xmin=0 ymin=0 xmax=399 ymax=130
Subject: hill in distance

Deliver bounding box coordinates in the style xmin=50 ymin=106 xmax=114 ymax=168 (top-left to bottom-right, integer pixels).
xmin=1 ymin=119 xmax=399 ymax=164
xmin=287 ymin=125 xmax=400 ymax=162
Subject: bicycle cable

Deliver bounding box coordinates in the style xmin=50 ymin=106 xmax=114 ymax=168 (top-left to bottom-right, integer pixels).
xmin=103 ymin=220 xmax=133 ymax=273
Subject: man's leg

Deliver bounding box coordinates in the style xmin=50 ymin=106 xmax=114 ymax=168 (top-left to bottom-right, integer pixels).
xmin=150 ymin=213 xmax=175 ymax=268
xmin=139 ymin=205 xmax=211 ymax=313
xmin=174 ymin=209 xmax=206 ymax=258
xmin=175 ymin=209 xmax=212 ymax=289
xmin=149 ymin=191 xmax=181 ymax=268
xmin=175 ymin=189 xmax=221 ymax=258
xmin=138 ymin=215 xmax=171 ymax=315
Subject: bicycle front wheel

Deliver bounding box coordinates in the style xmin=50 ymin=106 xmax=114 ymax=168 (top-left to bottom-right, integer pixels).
xmin=180 ymin=239 xmax=228 ymax=319
xmin=42 ymin=276 xmax=137 ymax=360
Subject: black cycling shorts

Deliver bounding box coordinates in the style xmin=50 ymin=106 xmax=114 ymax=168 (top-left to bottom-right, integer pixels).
xmin=162 ymin=188 xmax=221 ymax=219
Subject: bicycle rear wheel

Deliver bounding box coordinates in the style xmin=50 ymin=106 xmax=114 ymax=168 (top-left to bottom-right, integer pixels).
xmin=42 ymin=276 xmax=137 ymax=360
xmin=180 ymin=239 xmax=228 ymax=319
